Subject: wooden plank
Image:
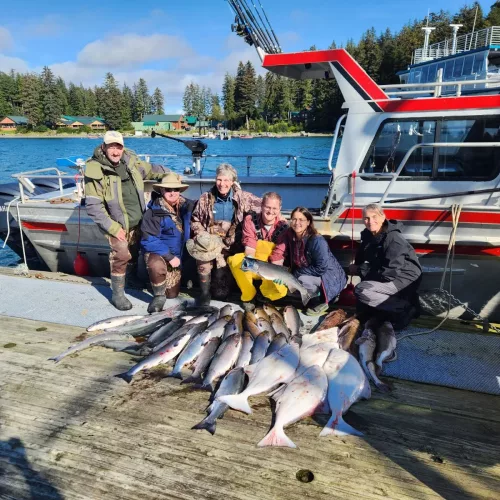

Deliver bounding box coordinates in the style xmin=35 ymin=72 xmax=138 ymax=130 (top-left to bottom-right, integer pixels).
xmin=0 ymin=315 xmax=499 ymax=500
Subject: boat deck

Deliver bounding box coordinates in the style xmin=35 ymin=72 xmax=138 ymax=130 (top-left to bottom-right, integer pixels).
xmin=1 ymin=313 xmax=499 ymax=500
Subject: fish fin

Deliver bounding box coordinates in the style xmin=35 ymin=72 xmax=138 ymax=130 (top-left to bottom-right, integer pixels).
xmin=115 ymin=372 xmax=133 ymax=384
xmin=199 ymin=383 xmax=214 ymax=392
xmin=168 ymin=371 xmax=183 ymax=380
xmin=180 ymin=375 xmax=202 ymax=385
xmin=319 ymin=415 xmax=363 ymax=437
xmin=191 ymin=418 xmax=216 ymax=435
xmin=267 ymin=385 xmax=286 ymax=400
xmin=257 ymin=426 xmax=297 ymax=448
xmin=48 ymin=356 xmax=62 ymax=363
xmin=217 ymin=394 xmax=252 ymax=414
xmin=243 ymin=363 xmax=258 ymax=376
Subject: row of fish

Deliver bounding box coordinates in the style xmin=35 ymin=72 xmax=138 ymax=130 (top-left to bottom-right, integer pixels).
xmin=48 ymin=302 xmax=395 ymax=447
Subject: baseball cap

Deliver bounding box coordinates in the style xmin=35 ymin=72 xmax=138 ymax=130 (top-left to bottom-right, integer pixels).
xmin=103 ymin=130 xmax=124 ymax=146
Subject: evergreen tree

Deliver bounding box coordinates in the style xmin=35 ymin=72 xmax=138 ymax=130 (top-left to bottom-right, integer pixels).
xmin=234 ymin=61 xmax=257 ymax=118
xmin=201 ymin=86 xmax=212 ymax=117
xmin=56 ymin=77 xmax=69 ymax=115
xmin=21 ymin=73 xmax=43 ymax=126
xmin=486 ymin=1 xmax=500 ymax=25
xmin=101 ymin=73 xmax=123 ymax=130
xmin=0 ymin=72 xmax=13 ymax=115
xmin=121 ymin=84 xmax=133 ymax=129
xmin=68 ymin=83 xmax=85 ymax=115
xmin=152 ymin=87 xmax=164 ymax=114
xmin=453 ymin=2 xmax=486 ymax=32
xmin=357 ymin=28 xmax=382 ymax=81
xmin=210 ymin=93 xmax=223 ymax=122
xmin=83 ymin=86 xmax=97 ymax=116
xmin=234 ymin=61 xmax=246 ymax=116
xmin=133 ymin=78 xmax=151 ymax=120
xmin=222 ymin=73 xmax=235 ymax=127
xmin=255 ymin=75 xmax=266 ymax=114
xmin=40 ymin=66 xmax=61 ymax=126
xmin=183 ymin=82 xmax=195 ymax=116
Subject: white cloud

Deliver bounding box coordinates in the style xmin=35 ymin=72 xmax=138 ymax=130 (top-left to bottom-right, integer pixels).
xmin=0 ymin=26 xmax=13 ymax=52
xmin=26 ymin=15 xmax=66 ymax=38
xmin=0 ymin=54 xmax=29 ymax=73
xmin=77 ymin=34 xmax=195 ymax=68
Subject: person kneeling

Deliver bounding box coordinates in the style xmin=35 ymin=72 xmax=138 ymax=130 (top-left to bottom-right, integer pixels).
xmin=227 ymin=192 xmax=289 ymax=311
xmin=140 ymin=173 xmax=194 ymax=313
xmin=349 ymin=203 xmax=422 ymax=330
xmin=269 ymin=207 xmax=347 ymax=316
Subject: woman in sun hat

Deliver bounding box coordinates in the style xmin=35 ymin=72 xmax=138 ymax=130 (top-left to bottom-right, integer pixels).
xmin=140 ymin=172 xmax=195 ymax=313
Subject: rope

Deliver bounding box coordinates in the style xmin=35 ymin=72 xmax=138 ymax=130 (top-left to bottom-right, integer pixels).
xmin=15 ymin=200 xmax=29 ymax=272
xmin=2 ymin=196 xmax=19 ymax=249
xmin=398 ymin=203 xmax=462 ymax=341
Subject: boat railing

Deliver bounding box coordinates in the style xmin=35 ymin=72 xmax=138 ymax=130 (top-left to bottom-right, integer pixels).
xmin=12 ymin=168 xmax=83 ymax=203
xmin=322 ymin=142 xmax=500 ymax=217
xmin=380 ymin=77 xmax=500 ymax=97
xmin=413 ymin=26 xmax=500 ymax=64
xmin=138 ymin=153 xmax=330 ymax=176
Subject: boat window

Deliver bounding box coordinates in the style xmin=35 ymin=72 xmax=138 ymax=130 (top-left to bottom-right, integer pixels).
xmin=453 ymin=58 xmax=464 ymax=78
xmin=360 ymin=120 xmax=435 ymax=178
xmin=472 ymin=53 xmax=485 ymax=74
xmin=463 ymin=55 xmax=473 ymax=75
xmin=436 ymin=117 xmax=500 ymax=180
xmin=444 ymin=60 xmax=454 ymax=79
xmin=428 ymin=64 xmax=437 ymax=82
xmin=421 ymin=66 xmax=429 ymax=83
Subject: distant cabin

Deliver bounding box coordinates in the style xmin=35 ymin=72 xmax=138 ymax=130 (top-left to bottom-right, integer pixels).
xmin=57 ymin=116 xmax=107 ymax=130
xmin=0 ymin=116 xmax=29 ymax=131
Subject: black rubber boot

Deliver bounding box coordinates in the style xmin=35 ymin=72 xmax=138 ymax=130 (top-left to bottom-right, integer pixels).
xmin=148 ymin=283 xmax=167 ymax=314
xmin=198 ymin=274 xmax=211 ymax=306
xmin=111 ymin=275 xmax=133 ymax=311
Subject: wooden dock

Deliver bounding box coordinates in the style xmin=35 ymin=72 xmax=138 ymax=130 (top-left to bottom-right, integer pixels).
xmin=0 ymin=315 xmax=499 ymax=500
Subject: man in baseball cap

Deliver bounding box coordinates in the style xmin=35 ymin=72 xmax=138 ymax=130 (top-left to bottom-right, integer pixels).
xmin=84 ymin=132 xmax=169 ymax=310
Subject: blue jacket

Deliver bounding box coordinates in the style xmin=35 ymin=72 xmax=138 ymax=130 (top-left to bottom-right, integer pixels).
xmin=293 ymin=234 xmax=347 ymax=303
xmin=140 ymin=195 xmax=195 ymax=262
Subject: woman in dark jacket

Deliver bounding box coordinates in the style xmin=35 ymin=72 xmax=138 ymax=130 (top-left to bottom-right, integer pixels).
xmin=350 ymin=203 xmax=422 ymax=329
xmin=270 ymin=207 xmax=347 ymax=315
xmin=140 ymin=173 xmax=194 ymax=313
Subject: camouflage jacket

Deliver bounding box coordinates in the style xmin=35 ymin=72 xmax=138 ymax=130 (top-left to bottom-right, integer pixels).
xmin=191 ymin=184 xmax=261 ymax=249
xmin=84 ymin=146 xmax=169 ymax=237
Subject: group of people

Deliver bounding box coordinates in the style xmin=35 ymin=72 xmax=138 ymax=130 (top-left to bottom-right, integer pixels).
xmin=84 ymin=132 xmax=422 ymax=329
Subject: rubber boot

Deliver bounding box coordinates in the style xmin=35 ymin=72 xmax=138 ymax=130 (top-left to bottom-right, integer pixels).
xmin=148 ymin=283 xmax=167 ymax=314
xmin=111 ymin=275 xmax=133 ymax=311
xmin=198 ymin=274 xmax=211 ymax=306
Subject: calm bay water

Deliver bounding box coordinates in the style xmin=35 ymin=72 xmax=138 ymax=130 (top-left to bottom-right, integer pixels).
xmin=0 ymin=135 xmax=333 ymax=267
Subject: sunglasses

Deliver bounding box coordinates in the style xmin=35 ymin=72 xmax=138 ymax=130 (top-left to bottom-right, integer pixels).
xmin=162 ymin=188 xmax=180 ymax=193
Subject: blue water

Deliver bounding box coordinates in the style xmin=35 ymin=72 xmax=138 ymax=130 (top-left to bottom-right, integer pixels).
xmin=0 ymin=136 xmax=333 ymax=267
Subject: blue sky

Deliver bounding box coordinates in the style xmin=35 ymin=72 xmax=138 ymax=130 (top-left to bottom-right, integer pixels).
xmin=0 ymin=1 xmax=493 ymax=112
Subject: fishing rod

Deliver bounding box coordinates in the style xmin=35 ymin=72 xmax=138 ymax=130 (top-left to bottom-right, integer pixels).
xmin=151 ymin=131 xmax=207 ymax=158
xmin=250 ymin=0 xmax=279 ymax=53
xmin=228 ymin=0 xmax=264 ymax=49
xmin=257 ymin=0 xmax=281 ymax=52
xmin=240 ymin=0 xmax=275 ymax=52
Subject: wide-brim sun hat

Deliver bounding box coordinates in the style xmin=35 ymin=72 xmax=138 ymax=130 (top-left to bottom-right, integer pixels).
xmin=153 ymin=172 xmax=189 ymax=193
xmin=186 ymin=232 xmax=224 ymax=261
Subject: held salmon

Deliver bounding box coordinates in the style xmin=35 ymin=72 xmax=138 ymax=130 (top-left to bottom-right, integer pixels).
xmin=319 ymin=349 xmax=371 ymax=438
xmin=258 ymin=365 xmax=328 ymax=448
xmin=218 ymin=342 xmax=300 ymax=414
xmin=49 ymin=331 xmax=134 ymax=363
xmin=241 ymin=257 xmax=313 ymax=306
xmin=191 ymin=367 xmax=246 ymax=435
xmin=355 ymin=327 xmax=391 ymax=393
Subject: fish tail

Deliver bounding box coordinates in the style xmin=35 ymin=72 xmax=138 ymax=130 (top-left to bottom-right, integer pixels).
xmin=300 ymin=289 xmax=314 ymax=306
xmin=367 ymin=362 xmax=391 ymax=393
xmin=199 ymin=382 xmax=214 ymax=392
xmin=257 ymin=426 xmax=296 ymax=448
xmin=191 ymin=417 xmax=217 ymax=435
xmin=168 ymin=371 xmax=183 ymax=380
xmin=319 ymin=415 xmax=363 ymax=437
xmin=181 ymin=375 xmax=202 ymax=385
xmin=115 ymin=372 xmax=133 ymax=384
xmin=48 ymin=356 xmax=62 ymax=363
xmin=217 ymin=394 xmax=252 ymax=414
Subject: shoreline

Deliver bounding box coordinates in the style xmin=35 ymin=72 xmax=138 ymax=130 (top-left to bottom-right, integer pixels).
xmin=0 ymin=132 xmax=332 ymax=139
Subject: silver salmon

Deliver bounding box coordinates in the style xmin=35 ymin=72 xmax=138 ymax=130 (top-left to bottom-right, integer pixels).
xmin=192 ymin=367 xmax=246 ymax=435
xmin=181 ymin=337 xmax=221 ymax=385
xmin=86 ymin=315 xmax=144 ymax=332
xmin=249 ymin=331 xmax=272 ymax=365
xmin=375 ymin=321 xmax=397 ymax=370
xmin=241 ymin=257 xmax=313 ymax=306
xmin=49 ymin=331 xmax=134 ymax=363
xmin=283 ymin=305 xmax=301 ymax=337
xmin=267 ymin=333 xmax=288 ymax=356
xmin=235 ymin=331 xmax=254 ymax=368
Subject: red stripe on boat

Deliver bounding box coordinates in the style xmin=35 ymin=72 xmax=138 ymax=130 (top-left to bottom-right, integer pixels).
xmin=263 ymin=49 xmax=388 ymax=101
xmin=22 ymin=221 xmax=67 ymax=232
xmin=338 ymin=208 xmax=500 ymax=225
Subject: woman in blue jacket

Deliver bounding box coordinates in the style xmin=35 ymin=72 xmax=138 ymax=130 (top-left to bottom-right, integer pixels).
xmin=270 ymin=207 xmax=347 ymax=315
xmin=140 ymin=173 xmax=194 ymax=313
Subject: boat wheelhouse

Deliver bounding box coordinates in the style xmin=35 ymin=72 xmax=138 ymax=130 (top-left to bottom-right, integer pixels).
xmin=397 ymin=25 xmax=500 ymax=94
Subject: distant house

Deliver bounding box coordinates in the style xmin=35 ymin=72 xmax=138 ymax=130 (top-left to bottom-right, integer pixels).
xmin=142 ymin=114 xmax=186 ymax=130
xmin=185 ymin=116 xmax=197 ymax=129
xmin=0 ymin=116 xmax=29 ymax=131
xmin=56 ymin=116 xmax=107 ymax=130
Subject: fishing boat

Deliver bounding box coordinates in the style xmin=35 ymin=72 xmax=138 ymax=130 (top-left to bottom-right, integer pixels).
xmin=2 ymin=9 xmax=500 ymax=324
